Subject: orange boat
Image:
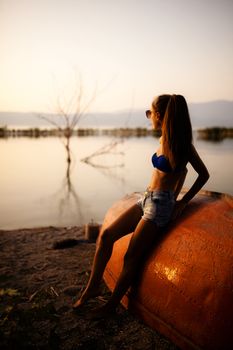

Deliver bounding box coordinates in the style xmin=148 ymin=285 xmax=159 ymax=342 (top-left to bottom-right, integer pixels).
xmin=103 ymin=190 xmax=233 ymax=350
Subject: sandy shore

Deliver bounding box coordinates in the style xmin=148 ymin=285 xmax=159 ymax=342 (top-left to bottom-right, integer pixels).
xmin=0 ymin=226 xmax=179 ymax=349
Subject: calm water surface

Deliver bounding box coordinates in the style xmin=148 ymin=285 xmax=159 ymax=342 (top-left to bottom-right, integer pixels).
xmin=1 ymin=134 xmax=233 ymax=229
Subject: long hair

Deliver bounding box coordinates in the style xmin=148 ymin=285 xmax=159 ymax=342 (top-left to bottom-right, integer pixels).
xmin=152 ymin=94 xmax=193 ymax=170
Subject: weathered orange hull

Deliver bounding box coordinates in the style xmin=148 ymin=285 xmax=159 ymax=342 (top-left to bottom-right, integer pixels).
xmin=103 ymin=191 xmax=233 ymax=350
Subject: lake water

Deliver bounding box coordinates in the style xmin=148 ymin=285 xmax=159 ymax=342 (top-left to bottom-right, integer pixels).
xmin=1 ymin=133 xmax=233 ymax=230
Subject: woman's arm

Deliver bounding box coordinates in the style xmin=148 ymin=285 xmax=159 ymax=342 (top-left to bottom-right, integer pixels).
xmin=173 ymin=167 xmax=188 ymax=200
xmin=172 ymin=144 xmax=209 ymax=220
xmin=180 ymin=144 xmax=209 ymax=204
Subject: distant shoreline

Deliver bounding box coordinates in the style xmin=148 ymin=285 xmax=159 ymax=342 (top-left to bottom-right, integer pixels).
xmin=0 ymin=126 xmax=233 ymax=140
xmin=0 ymin=126 xmax=161 ymax=138
xmin=197 ymin=127 xmax=233 ymax=141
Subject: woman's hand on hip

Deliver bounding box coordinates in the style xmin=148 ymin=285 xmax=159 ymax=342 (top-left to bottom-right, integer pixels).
xmin=171 ymin=200 xmax=187 ymax=221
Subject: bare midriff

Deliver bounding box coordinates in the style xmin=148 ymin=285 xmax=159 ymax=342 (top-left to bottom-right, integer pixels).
xmin=148 ymin=168 xmax=187 ymax=195
xmin=148 ymin=140 xmax=188 ymax=196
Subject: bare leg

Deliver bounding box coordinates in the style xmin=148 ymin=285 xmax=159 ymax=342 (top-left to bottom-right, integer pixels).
xmin=73 ymin=203 xmax=142 ymax=308
xmin=90 ymin=218 xmax=159 ymax=317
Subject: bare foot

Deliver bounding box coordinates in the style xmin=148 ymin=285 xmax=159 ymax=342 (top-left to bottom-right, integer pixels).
xmin=72 ymin=287 xmax=101 ymax=309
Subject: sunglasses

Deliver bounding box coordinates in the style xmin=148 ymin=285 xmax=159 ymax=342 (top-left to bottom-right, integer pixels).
xmin=145 ymin=110 xmax=152 ymax=119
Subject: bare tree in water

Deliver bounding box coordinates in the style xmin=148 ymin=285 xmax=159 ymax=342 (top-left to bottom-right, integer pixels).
xmin=39 ymin=74 xmax=97 ymax=168
xmin=37 ymin=74 xmax=99 ymax=197
xmin=37 ymin=73 xmax=125 ymax=223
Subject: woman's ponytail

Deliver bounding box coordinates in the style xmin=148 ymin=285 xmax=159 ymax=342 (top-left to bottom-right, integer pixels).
xmin=157 ymin=94 xmax=192 ymax=170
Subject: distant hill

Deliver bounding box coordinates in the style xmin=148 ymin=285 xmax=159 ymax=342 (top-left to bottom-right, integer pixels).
xmin=189 ymin=100 xmax=233 ymax=128
xmin=0 ymin=100 xmax=232 ymax=129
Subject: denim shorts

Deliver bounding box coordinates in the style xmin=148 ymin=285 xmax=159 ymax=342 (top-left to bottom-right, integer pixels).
xmin=137 ymin=189 xmax=175 ymax=227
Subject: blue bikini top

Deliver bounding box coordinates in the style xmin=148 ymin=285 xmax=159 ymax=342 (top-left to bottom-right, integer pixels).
xmin=152 ymin=153 xmax=173 ymax=173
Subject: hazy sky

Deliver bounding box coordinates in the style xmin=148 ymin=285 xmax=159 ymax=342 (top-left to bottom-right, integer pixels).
xmin=1 ymin=0 xmax=233 ymax=113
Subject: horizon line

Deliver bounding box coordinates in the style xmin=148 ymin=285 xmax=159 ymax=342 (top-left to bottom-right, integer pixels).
xmin=0 ymin=99 xmax=233 ymax=115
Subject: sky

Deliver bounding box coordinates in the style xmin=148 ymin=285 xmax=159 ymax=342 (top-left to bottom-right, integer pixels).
xmin=1 ymin=0 xmax=233 ymax=113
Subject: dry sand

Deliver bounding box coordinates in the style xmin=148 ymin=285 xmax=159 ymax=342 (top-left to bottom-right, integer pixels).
xmin=0 ymin=226 xmax=179 ymax=349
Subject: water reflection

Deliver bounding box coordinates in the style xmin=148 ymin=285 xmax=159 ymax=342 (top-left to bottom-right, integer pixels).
xmin=0 ymin=134 xmax=233 ymax=230
xmin=56 ymin=160 xmax=84 ymax=224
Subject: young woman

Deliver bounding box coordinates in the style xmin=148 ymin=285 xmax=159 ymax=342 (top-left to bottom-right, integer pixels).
xmin=73 ymin=94 xmax=209 ymax=317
